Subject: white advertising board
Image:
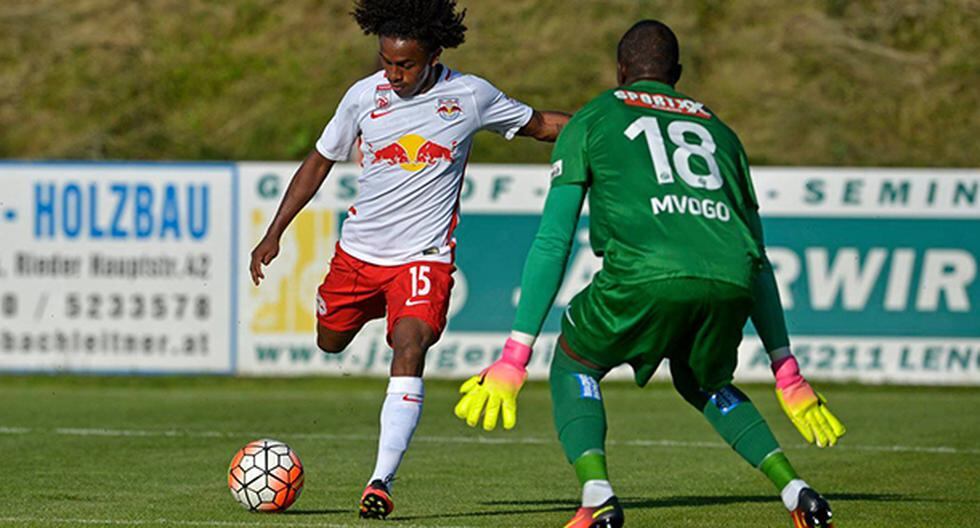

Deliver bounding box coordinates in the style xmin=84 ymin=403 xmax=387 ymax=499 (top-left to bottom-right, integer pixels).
xmin=2 ymin=161 xmax=976 ymax=383
xmin=0 ymin=162 xmax=236 ymax=374
xmin=237 ymin=163 xmax=980 ymax=385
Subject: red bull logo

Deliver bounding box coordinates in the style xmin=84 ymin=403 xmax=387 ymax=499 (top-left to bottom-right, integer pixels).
xmin=437 ymin=97 xmax=463 ymax=121
xmin=371 ymin=134 xmax=456 ymax=172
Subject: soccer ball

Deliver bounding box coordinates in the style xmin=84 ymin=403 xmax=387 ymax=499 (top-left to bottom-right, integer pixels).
xmin=228 ymin=439 xmax=304 ymax=512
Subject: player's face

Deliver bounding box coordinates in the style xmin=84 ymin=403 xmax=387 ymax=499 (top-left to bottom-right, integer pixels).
xmin=379 ymin=36 xmax=440 ymax=98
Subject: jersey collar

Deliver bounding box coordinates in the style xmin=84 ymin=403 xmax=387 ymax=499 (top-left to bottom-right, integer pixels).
xmin=624 ymin=80 xmax=677 ymax=93
xmin=403 ymin=64 xmax=453 ymax=99
xmin=430 ymin=64 xmax=453 ymax=91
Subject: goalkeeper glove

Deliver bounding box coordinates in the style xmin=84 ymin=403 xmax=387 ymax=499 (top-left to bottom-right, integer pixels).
xmin=773 ymin=355 xmax=847 ymax=447
xmin=454 ymin=337 xmax=530 ymax=431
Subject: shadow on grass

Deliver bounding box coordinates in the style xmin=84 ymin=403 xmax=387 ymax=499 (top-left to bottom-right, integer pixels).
xmin=284 ymin=508 xmax=352 ymax=515
xmin=396 ymin=493 xmax=935 ymax=521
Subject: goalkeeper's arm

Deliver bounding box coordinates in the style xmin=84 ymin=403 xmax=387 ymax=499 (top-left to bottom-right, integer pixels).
xmin=510 ymin=183 xmax=587 ymax=344
xmin=746 ymin=203 xmax=847 ymax=446
xmin=456 ymin=108 xmax=594 ymax=431
xmin=454 ymin=183 xmax=585 ymax=430
xmin=745 ymin=204 xmax=792 ymax=361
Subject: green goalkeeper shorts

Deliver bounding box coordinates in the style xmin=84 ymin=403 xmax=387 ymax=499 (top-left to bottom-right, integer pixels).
xmin=560 ymin=274 xmax=753 ymax=390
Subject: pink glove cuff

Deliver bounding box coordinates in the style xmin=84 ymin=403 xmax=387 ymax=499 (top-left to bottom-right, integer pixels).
xmin=500 ymin=338 xmax=532 ymax=368
xmin=772 ymin=355 xmax=804 ymax=390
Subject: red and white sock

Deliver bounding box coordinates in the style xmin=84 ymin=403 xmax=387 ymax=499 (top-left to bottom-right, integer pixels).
xmin=369 ymin=376 xmax=424 ymax=488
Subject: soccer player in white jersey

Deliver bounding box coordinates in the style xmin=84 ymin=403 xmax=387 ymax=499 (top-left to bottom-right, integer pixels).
xmin=248 ymin=0 xmax=570 ymax=519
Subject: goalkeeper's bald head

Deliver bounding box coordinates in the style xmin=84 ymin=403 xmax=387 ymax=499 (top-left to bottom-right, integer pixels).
xmin=617 ymin=20 xmax=682 ymax=87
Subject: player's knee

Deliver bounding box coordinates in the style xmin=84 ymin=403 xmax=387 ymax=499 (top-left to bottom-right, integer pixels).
xmin=391 ymin=323 xmax=421 ymax=348
xmin=389 ymin=319 xmax=435 ymax=375
xmin=692 ymin=368 xmax=733 ymax=398
xmin=392 ymin=340 xmax=425 ymax=365
xmin=672 ymin=377 xmax=709 ymax=411
xmin=390 ymin=339 xmax=428 ymax=376
xmin=316 ymin=327 xmax=351 ymax=354
xmin=316 ymin=335 xmax=344 ymax=354
xmin=669 ymin=360 xmax=709 ymax=410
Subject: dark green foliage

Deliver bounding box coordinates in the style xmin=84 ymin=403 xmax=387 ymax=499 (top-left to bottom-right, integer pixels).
xmin=0 ymin=0 xmax=976 ymax=166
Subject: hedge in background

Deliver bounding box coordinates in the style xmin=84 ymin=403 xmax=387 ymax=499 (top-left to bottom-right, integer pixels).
xmin=1 ymin=0 xmax=976 ymax=166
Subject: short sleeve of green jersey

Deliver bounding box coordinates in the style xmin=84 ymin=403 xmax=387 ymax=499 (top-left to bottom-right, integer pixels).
xmin=548 ymin=111 xmax=591 ymax=187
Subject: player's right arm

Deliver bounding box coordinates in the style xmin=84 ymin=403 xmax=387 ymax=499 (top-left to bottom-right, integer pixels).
xmin=740 ymin=150 xmax=846 ymax=447
xmin=250 ymin=150 xmax=335 ymax=286
xmin=250 ymin=81 xmax=364 ymax=286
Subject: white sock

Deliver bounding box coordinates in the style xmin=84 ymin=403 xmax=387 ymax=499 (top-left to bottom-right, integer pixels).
xmin=780 ymin=479 xmax=809 ymax=511
xmin=582 ymin=480 xmax=615 ymax=508
xmin=368 ymin=376 xmax=424 ymax=489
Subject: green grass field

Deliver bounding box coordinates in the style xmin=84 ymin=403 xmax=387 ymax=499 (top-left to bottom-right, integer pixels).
xmin=0 ymin=376 xmax=976 ymax=527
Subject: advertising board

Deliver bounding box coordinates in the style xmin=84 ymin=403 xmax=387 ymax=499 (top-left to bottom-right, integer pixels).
xmin=236 ymin=164 xmax=979 ymax=384
xmin=0 ymin=162 xmax=237 ymax=374
xmin=2 ymin=162 xmax=974 ymax=383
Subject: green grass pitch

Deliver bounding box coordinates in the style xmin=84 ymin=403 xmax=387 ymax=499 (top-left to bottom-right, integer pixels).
xmin=0 ymin=376 xmax=976 ymax=527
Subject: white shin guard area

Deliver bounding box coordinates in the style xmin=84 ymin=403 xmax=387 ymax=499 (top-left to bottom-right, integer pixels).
xmin=369 ymin=376 xmax=424 ymax=487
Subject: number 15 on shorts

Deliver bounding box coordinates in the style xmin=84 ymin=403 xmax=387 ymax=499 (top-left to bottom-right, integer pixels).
xmin=409 ymin=265 xmax=431 ymax=298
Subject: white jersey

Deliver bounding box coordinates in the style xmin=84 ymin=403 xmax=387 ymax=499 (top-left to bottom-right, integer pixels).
xmin=315 ymin=67 xmax=533 ymax=266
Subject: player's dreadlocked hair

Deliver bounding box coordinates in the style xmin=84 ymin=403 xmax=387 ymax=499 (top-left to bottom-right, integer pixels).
xmin=352 ymin=0 xmax=467 ymax=52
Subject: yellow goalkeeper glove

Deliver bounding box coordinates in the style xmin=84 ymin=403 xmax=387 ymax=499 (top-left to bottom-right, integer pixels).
xmin=454 ymin=338 xmax=530 ymax=431
xmin=773 ymin=355 xmax=847 ymax=447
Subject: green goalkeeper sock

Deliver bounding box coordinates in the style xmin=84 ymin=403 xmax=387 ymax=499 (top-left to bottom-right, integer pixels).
xmin=759 ymin=450 xmax=798 ymax=491
xmin=550 ymin=343 xmax=608 ymax=464
xmin=574 ymin=450 xmax=609 ymax=485
xmin=551 ymin=346 xmax=615 ymax=507
xmin=702 ymin=385 xmax=799 ymax=490
xmin=575 ymin=450 xmax=615 ymax=507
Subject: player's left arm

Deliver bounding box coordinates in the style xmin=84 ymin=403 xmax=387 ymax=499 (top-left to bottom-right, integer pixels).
xmin=741 ymin=150 xmax=847 ymax=447
xmin=516 ymin=110 xmax=572 ymax=142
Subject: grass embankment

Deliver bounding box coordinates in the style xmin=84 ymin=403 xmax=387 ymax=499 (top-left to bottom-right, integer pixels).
xmin=1 ymin=0 xmax=976 ymax=166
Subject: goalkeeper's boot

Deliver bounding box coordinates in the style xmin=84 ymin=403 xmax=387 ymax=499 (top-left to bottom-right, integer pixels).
xmin=563 ymin=496 xmax=624 ymax=528
xmin=359 ymin=479 xmax=394 ymax=520
xmin=790 ymin=488 xmax=834 ymax=528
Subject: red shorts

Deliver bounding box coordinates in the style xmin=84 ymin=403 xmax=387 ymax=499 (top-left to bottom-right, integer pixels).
xmin=316 ymin=244 xmax=455 ymax=342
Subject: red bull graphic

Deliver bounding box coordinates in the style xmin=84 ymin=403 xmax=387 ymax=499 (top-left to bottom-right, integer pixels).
xmin=370 ymin=134 xmax=456 ymax=172
xmin=437 ymin=97 xmax=463 ymax=121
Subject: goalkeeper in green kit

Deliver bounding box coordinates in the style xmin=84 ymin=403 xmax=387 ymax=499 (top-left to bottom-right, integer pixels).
xmin=454 ymin=20 xmax=846 ymax=528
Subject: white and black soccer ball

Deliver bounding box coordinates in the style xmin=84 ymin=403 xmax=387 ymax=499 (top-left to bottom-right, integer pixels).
xmin=228 ymin=439 xmax=304 ymax=512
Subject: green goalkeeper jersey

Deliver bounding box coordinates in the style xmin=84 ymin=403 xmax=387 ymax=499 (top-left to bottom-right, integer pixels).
xmin=549 ymin=80 xmax=763 ymax=287
xmin=511 ymin=79 xmax=789 ymax=350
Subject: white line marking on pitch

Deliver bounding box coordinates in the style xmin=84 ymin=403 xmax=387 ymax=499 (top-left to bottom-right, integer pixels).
xmin=0 ymin=427 xmax=30 ymax=434
xmin=1 ymin=426 xmax=975 ymax=455
xmin=0 ymin=517 xmax=474 ymax=528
